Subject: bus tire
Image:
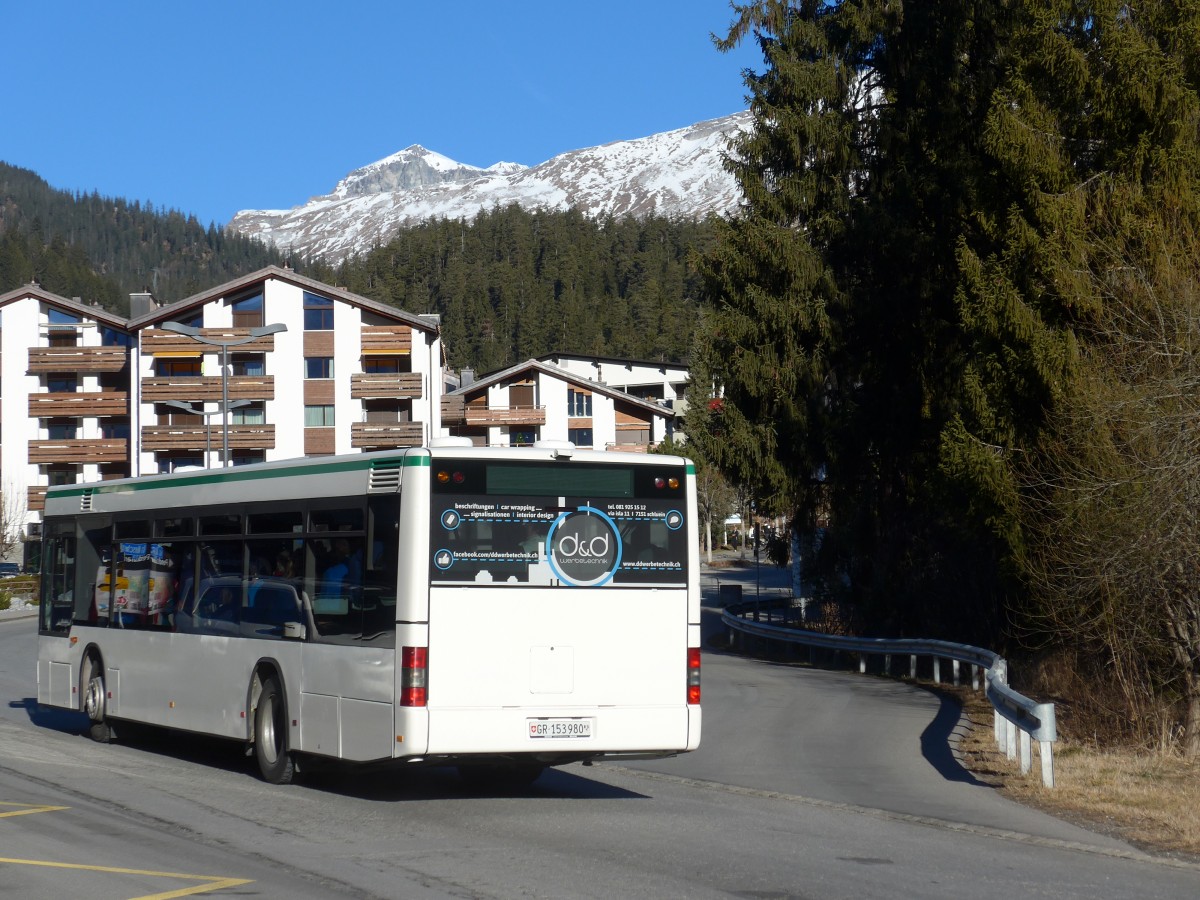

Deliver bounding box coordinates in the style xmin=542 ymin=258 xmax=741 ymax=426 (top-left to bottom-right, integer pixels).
xmin=253 ymin=675 xmax=295 ymax=785
xmin=81 ymin=656 xmax=112 ymax=744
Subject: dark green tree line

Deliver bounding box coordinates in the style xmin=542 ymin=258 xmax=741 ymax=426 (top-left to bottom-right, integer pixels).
xmin=687 ymin=0 xmax=1200 ymax=712
xmin=333 ymin=205 xmax=715 ymax=371
xmin=0 ymin=162 xmax=286 ymax=310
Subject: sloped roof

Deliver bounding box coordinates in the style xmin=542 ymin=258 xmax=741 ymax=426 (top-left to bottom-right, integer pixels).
xmin=450 ymin=358 xmax=674 ymax=419
xmin=0 ymin=283 xmax=130 ymax=330
xmin=126 ymin=265 xmax=439 ymax=333
xmin=537 ymin=350 xmax=690 ymax=374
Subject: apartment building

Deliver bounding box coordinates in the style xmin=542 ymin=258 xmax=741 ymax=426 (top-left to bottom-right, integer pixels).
xmin=0 ymin=266 xmax=443 ymax=555
xmin=441 ymin=359 xmax=676 ymax=450
xmin=0 ymin=286 xmax=133 ymax=548
xmin=535 ymin=352 xmax=690 ymax=410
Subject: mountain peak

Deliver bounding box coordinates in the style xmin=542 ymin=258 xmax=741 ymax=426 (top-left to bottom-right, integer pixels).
xmin=230 ymin=111 xmax=751 ymax=262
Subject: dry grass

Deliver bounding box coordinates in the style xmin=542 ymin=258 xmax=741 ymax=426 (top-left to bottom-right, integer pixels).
xmin=952 ymin=687 xmax=1200 ymax=860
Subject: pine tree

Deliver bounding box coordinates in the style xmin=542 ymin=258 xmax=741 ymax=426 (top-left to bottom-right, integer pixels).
xmin=691 ymin=1 xmax=1200 ymax=650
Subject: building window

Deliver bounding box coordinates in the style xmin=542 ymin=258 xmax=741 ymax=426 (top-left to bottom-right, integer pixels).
xmin=230 ymin=354 xmax=265 ymax=376
xmin=156 ymin=359 xmax=201 ymax=377
xmin=305 ymin=405 xmax=335 ymax=427
xmin=305 ymin=357 xmax=334 ymax=379
xmin=47 ymin=419 xmax=79 ymax=440
xmin=230 ymin=291 xmax=264 ymax=327
xmin=45 ymin=466 xmax=78 ymax=486
xmin=510 ymin=429 xmax=536 ymax=447
xmin=158 ymin=454 xmax=203 ymax=474
xmin=231 ymin=404 xmax=265 ymax=425
xmin=47 ymin=311 xmax=80 ymax=347
xmin=364 ymin=356 xmax=401 ymax=374
xmin=230 ymin=451 xmax=265 ymax=467
xmin=303 ymin=292 xmax=333 ymax=330
xmin=567 ymin=389 xmax=592 ymax=417
xmin=364 ymin=400 xmax=406 ymax=423
xmin=101 ymin=420 xmax=130 ymax=440
xmin=101 ymin=327 xmax=132 ymax=347
xmin=47 ymin=374 xmax=77 ymax=393
xmin=568 ymin=428 xmax=594 ymax=448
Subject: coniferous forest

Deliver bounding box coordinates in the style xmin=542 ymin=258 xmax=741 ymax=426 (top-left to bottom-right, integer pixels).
xmin=0 ymin=163 xmax=287 ymax=313
xmin=0 ymin=161 xmax=712 ymax=371
xmin=331 ymin=207 xmax=715 ymax=371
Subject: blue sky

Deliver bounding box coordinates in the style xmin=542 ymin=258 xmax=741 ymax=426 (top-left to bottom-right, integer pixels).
xmin=4 ymin=1 xmax=760 ymax=228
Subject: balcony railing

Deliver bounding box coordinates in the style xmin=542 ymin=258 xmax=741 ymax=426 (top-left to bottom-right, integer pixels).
xmin=27 ymin=345 xmax=129 ymax=373
xmin=28 ymin=439 xmax=128 ymax=465
xmin=27 ymin=486 xmax=47 ymax=513
xmin=350 ymin=372 xmax=423 ymax=400
xmin=361 ymin=325 xmax=412 ymax=355
xmin=441 ymin=395 xmax=466 ymax=424
xmin=140 ymin=376 xmax=275 ymax=403
xmin=140 ymin=327 xmax=280 ymax=355
xmin=463 ymin=405 xmax=546 ymax=426
xmin=350 ymin=422 xmax=425 ymax=449
xmin=140 ymin=424 xmax=276 ymax=452
xmin=28 ymin=391 xmax=129 ymax=417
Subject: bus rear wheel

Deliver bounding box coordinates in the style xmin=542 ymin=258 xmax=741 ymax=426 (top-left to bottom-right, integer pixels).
xmin=82 ymin=656 xmax=112 ymax=744
xmin=254 ymin=675 xmax=295 ymax=784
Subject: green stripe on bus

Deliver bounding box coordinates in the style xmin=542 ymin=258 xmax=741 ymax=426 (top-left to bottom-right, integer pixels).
xmin=47 ymin=456 xmax=402 ymax=499
xmin=686 ymin=461 xmax=696 ymax=475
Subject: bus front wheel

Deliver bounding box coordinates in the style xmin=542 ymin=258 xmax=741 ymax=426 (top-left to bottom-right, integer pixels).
xmin=82 ymin=657 xmax=112 ymax=744
xmin=253 ymin=675 xmax=295 ymax=785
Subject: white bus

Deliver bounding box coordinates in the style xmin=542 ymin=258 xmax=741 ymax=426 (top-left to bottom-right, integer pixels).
xmin=36 ymin=442 xmax=701 ymax=784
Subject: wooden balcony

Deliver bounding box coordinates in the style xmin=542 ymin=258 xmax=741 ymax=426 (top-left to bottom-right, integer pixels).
xmin=28 ymin=391 xmax=129 ymax=418
xmin=350 ymin=422 xmax=425 ymax=450
xmin=350 ymin=372 xmax=423 ymax=400
xmin=27 ymin=486 xmax=47 ymax=513
xmin=361 ymin=325 xmax=412 ymax=355
xmin=141 ymin=424 xmax=276 ymax=452
xmin=27 ymin=345 xmax=129 ymax=373
xmin=140 ymin=375 xmax=275 ymax=403
xmin=464 ymin=405 xmax=546 ymax=426
xmin=441 ymin=395 xmax=466 ymax=424
xmin=140 ymin=327 xmax=280 ymax=355
xmin=28 ymin=439 xmax=128 ymax=465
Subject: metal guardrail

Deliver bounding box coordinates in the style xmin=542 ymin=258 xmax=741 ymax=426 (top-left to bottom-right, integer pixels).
xmin=721 ymin=593 xmax=1057 ymax=787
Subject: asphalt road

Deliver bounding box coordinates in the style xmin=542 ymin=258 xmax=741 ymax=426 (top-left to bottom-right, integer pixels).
xmin=1 ymin=568 xmax=1198 ymax=899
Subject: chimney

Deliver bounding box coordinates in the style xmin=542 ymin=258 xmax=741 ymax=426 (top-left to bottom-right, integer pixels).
xmin=460 ymin=368 xmax=475 ymax=387
xmin=129 ymin=292 xmax=157 ymax=318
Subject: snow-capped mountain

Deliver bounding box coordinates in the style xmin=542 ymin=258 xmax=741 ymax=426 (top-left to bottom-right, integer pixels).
xmin=228 ymin=111 xmax=751 ymax=263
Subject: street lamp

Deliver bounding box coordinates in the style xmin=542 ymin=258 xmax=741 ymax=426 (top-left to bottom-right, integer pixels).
xmin=160 ymin=399 xmax=251 ymax=468
xmin=160 ymin=321 xmax=287 ymax=467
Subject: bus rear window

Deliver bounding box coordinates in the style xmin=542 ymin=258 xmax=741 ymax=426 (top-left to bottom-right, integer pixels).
xmin=430 ymin=460 xmax=688 ymax=588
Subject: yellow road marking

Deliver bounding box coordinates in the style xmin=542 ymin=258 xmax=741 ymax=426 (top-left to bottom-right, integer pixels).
xmin=0 ymin=803 xmax=253 ymax=896
xmin=0 ymin=802 xmax=69 ymax=818
xmin=0 ymin=858 xmax=253 ymax=899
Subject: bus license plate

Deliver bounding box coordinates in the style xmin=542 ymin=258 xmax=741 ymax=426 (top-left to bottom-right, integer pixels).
xmin=528 ymin=718 xmax=593 ymax=739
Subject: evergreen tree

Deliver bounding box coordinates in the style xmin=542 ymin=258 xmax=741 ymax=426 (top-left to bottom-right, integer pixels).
xmin=691 ymin=1 xmax=1200 ymax=653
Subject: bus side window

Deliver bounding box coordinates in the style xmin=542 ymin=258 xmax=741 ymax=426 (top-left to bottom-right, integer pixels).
xmin=193 ymin=577 xmax=241 ymax=636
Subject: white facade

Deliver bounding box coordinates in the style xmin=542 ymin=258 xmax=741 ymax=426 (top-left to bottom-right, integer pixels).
xmin=444 ymin=359 xmax=675 ymax=450
xmin=0 ymin=286 xmax=131 ymax=550
xmin=1 ymin=268 xmax=444 ymax=552
xmin=537 ymin=352 xmax=690 ymax=409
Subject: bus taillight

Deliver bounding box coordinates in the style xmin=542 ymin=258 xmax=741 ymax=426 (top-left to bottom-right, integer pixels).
xmin=402 ymin=646 xmax=428 ymax=707
xmin=687 ymin=647 xmax=701 ymax=705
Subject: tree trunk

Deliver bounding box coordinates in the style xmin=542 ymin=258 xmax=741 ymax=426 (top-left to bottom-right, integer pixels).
xmin=1185 ymin=675 xmax=1200 ymax=759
